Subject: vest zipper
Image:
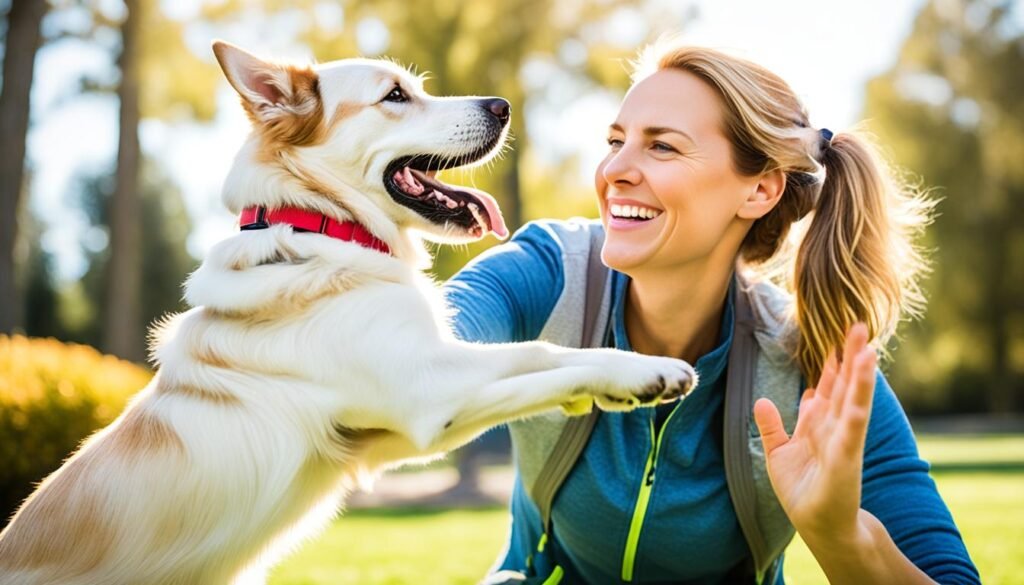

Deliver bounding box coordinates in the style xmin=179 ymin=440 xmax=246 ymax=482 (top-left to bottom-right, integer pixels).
xmin=620 ymin=407 xmax=679 ymax=581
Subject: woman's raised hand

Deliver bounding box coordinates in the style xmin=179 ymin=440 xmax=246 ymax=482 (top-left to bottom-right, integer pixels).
xmin=752 ymin=323 xmax=878 ymax=542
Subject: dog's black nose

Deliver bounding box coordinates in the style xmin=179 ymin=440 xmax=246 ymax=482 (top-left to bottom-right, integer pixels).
xmin=482 ymin=98 xmax=511 ymax=124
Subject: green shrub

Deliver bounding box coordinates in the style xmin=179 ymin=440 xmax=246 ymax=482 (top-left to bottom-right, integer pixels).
xmin=0 ymin=335 xmax=152 ymax=526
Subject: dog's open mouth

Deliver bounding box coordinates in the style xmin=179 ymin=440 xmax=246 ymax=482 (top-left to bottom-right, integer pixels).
xmin=384 ymin=155 xmax=508 ymax=240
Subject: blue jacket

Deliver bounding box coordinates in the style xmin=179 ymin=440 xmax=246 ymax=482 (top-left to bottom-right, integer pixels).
xmin=443 ymin=221 xmax=980 ymax=584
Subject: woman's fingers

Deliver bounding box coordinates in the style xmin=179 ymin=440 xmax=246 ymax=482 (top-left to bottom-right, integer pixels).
xmin=754 ymin=397 xmax=789 ymax=456
xmin=814 ymin=353 xmax=839 ymax=402
xmin=838 ymin=348 xmax=877 ymax=456
xmin=830 ymin=323 xmax=869 ymax=419
xmin=849 ymin=348 xmax=877 ymax=410
xmin=793 ymin=387 xmax=817 ymax=439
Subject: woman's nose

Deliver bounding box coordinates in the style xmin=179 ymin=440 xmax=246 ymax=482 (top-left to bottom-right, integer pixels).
xmin=601 ymin=145 xmax=643 ymax=186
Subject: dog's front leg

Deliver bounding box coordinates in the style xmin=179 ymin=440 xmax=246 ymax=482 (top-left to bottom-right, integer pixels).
xmin=404 ymin=340 xmax=697 ymax=454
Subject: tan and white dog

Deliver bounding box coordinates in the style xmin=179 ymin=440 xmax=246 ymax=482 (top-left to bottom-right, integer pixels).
xmin=0 ymin=42 xmax=696 ymax=584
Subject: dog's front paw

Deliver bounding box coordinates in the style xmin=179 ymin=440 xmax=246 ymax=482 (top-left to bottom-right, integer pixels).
xmin=593 ymin=354 xmax=698 ymax=412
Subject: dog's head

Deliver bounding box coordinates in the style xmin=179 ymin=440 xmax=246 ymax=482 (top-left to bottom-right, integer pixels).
xmin=213 ymin=41 xmax=509 ymax=255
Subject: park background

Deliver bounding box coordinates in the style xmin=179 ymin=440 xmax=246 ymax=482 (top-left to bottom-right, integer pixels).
xmin=1 ymin=0 xmax=1022 ymax=582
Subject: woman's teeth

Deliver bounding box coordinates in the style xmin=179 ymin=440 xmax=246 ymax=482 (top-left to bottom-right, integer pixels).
xmin=609 ymin=204 xmax=662 ymax=220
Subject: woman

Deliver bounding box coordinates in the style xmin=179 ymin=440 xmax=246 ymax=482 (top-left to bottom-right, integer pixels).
xmin=444 ymin=40 xmax=979 ymax=584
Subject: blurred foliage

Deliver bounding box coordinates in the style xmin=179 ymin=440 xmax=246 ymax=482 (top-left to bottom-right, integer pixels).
xmin=136 ymin=0 xmax=220 ymax=121
xmin=0 ymin=335 xmax=150 ymax=526
xmin=864 ymin=0 xmax=1024 ymax=413
xmin=51 ymin=0 xmax=220 ymax=120
xmin=16 ymin=158 xmax=196 ymax=348
xmin=20 ymin=212 xmax=62 ymax=339
xmin=63 ymin=161 xmax=198 ymax=348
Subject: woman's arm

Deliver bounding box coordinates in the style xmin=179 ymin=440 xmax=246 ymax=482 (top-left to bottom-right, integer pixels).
xmin=754 ymin=325 xmax=980 ymax=584
xmin=847 ymin=372 xmax=979 ymax=583
xmin=443 ymin=222 xmax=566 ymax=344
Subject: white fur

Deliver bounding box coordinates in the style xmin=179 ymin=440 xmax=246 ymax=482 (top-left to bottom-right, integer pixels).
xmin=0 ymin=43 xmax=696 ymax=585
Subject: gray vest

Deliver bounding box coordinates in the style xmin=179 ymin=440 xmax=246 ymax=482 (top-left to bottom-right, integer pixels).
xmin=506 ymin=219 xmax=802 ymax=582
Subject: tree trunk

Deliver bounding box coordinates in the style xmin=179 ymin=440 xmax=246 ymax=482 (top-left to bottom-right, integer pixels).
xmin=0 ymin=0 xmax=48 ymax=334
xmin=103 ymin=0 xmax=143 ymax=361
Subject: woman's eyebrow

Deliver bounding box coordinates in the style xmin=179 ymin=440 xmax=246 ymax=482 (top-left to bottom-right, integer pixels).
xmin=609 ymin=123 xmax=695 ymax=143
xmin=644 ymin=126 xmax=695 ymax=142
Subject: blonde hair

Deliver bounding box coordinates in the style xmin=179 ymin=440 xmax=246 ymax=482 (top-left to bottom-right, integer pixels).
xmin=633 ymin=40 xmax=935 ymax=382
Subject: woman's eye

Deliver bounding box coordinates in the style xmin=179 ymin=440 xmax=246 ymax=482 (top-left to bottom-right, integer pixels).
xmin=383 ymin=86 xmax=408 ymax=103
xmin=607 ymin=137 xmax=624 ymax=148
xmin=652 ymin=142 xmax=676 ymax=153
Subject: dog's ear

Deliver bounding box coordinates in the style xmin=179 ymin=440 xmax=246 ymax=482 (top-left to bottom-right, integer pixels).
xmin=212 ymin=40 xmax=323 ymax=145
xmin=212 ymin=41 xmax=290 ymax=108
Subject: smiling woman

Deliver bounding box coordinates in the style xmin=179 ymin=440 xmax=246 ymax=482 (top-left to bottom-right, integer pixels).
xmin=444 ymin=38 xmax=978 ymax=585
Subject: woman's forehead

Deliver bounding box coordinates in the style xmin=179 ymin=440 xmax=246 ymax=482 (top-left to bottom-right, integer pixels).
xmin=615 ymin=69 xmax=723 ymax=135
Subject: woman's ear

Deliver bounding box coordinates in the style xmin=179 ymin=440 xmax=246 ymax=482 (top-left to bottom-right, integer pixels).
xmin=738 ymin=168 xmax=786 ymax=220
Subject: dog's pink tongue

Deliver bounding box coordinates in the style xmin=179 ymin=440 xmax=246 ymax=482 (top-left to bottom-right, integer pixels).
xmin=462 ymin=187 xmax=508 ymax=239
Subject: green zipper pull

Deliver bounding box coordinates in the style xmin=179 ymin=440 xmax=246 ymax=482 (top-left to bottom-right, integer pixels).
xmin=621 ymin=407 xmax=681 ymax=582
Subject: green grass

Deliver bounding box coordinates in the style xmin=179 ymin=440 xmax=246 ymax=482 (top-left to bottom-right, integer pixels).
xmin=268 ymin=508 xmax=509 ymax=585
xmin=270 ymin=435 xmax=1024 ymax=584
xmin=917 ymin=433 xmax=1024 ymax=467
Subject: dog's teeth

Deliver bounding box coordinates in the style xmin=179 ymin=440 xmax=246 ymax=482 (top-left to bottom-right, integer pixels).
xmin=467 ymin=202 xmax=487 ymax=233
xmin=393 ymin=169 xmax=425 ymax=196
xmin=403 ymin=167 xmax=426 ymax=195
xmin=446 ymin=199 xmax=458 ymax=209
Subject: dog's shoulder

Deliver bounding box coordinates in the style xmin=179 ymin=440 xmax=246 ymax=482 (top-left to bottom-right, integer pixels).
xmin=184 ymin=226 xmax=414 ymax=317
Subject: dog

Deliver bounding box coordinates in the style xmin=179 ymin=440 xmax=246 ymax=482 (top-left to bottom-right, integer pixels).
xmin=0 ymin=42 xmax=697 ymax=585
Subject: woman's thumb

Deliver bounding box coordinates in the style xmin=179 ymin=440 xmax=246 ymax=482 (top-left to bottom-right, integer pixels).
xmin=754 ymin=398 xmax=789 ymax=454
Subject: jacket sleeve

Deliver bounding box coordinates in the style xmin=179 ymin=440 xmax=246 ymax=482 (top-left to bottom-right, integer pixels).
xmin=442 ymin=221 xmax=566 ymax=344
xmin=860 ymin=371 xmax=981 ymax=584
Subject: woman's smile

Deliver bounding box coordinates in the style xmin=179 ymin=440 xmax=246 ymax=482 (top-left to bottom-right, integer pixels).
xmin=606 ymin=197 xmax=665 ymax=231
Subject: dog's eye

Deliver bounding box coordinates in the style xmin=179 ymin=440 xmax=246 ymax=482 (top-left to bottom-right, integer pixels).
xmin=382 ymin=86 xmax=408 ymax=103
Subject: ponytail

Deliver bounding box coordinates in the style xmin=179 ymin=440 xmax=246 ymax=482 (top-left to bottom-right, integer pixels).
xmin=794 ymin=131 xmax=934 ymax=382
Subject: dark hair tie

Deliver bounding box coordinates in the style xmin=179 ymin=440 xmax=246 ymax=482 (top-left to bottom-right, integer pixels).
xmin=819 ymin=128 xmax=834 ymax=143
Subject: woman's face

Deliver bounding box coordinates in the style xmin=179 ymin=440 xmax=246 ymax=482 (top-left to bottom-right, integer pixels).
xmin=595 ymin=68 xmax=760 ymax=274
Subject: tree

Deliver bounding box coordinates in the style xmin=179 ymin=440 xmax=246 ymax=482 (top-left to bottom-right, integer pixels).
xmin=20 ymin=209 xmax=62 ymax=338
xmin=2 ymin=0 xmax=219 ymax=349
xmin=102 ymin=0 xmax=143 ymax=360
xmin=86 ymin=0 xmax=218 ymax=359
xmin=0 ymin=0 xmax=49 ymax=333
xmin=864 ymin=0 xmax=1024 ymax=413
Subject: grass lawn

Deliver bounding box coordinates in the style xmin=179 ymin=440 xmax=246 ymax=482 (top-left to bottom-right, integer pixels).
xmin=270 ymin=435 xmax=1024 ymax=584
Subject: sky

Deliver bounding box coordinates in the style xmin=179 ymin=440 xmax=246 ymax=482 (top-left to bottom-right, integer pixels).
xmin=26 ymin=0 xmax=929 ymax=281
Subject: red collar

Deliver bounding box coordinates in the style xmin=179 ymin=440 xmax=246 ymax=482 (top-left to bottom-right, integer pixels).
xmin=238 ymin=206 xmax=391 ymax=255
